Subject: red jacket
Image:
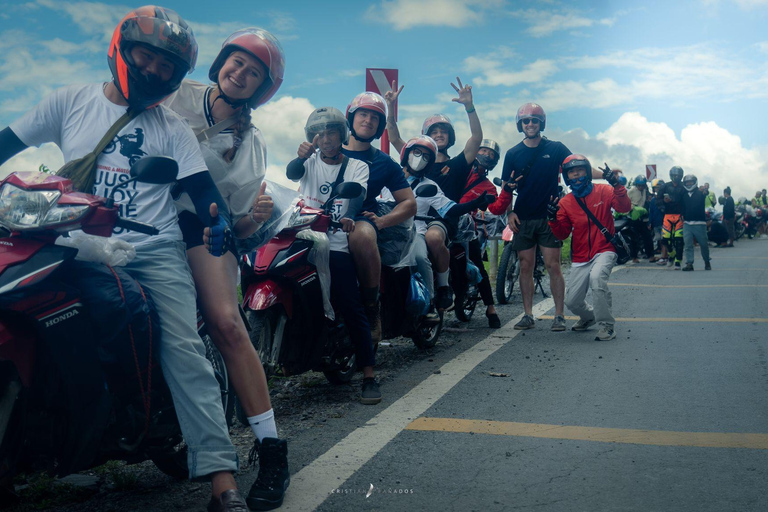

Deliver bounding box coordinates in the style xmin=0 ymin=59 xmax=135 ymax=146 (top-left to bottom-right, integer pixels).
xmin=460 ymin=169 xmax=499 ymax=206
xmin=549 ymin=184 xmax=631 ymax=263
xmin=488 ymin=187 xmax=513 ymax=215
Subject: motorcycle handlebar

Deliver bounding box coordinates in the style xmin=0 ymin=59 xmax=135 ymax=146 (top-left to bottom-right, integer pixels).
xmin=115 ymin=218 xmax=160 ymax=235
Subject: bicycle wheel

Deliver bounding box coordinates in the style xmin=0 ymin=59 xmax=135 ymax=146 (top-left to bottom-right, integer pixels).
xmin=495 ymin=244 xmax=519 ymax=304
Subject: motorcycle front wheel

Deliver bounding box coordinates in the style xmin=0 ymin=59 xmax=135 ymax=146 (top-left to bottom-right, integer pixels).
xmin=411 ymin=312 xmax=443 ymax=349
xmin=454 ymin=284 xmax=479 ymax=322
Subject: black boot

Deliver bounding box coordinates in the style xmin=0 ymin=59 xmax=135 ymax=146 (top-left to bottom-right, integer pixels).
xmin=247 ymin=438 xmax=290 ymax=511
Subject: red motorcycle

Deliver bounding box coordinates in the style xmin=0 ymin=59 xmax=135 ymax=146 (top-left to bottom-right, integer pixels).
xmin=240 ymin=182 xmax=364 ymax=384
xmin=0 ymin=158 xmax=231 ymax=503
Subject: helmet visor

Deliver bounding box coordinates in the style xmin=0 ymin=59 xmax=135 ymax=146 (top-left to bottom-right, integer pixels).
xmin=123 ymin=16 xmax=197 ymax=71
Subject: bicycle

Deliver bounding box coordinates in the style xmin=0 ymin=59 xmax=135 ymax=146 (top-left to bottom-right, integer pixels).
xmin=495 ymin=234 xmax=548 ymax=304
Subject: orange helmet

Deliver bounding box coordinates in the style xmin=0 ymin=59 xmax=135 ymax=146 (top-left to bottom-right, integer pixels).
xmin=107 ymin=6 xmax=197 ymax=111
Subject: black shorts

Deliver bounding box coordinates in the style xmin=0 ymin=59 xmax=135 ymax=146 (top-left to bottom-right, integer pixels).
xmin=510 ymin=218 xmax=562 ymax=251
xmin=178 ymin=210 xmax=205 ymax=250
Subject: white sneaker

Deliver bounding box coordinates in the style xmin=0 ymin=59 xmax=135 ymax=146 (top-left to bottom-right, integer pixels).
xmin=595 ymin=326 xmax=616 ymax=341
xmin=572 ymin=317 xmax=596 ymax=331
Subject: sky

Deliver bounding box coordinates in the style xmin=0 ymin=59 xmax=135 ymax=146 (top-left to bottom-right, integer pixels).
xmin=1 ymin=0 xmax=767 ymax=201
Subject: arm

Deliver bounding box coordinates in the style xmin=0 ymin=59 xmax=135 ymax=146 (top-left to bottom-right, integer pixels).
xmin=0 ymin=127 xmax=29 ymax=166
xmin=369 ymin=187 xmax=416 ymax=229
xmin=488 ymin=187 xmax=513 ymax=215
xmin=450 ymin=77 xmax=482 ymax=164
xmin=178 ymin=171 xmax=232 ymax=226
xmin=233 ymin=181 xmax=271 ymax=239
xmin=286 ymin=158 xmax=307 ymax=181
xmin=548 ymin=199 xmax=573 ymax=240
xmin=384 ymin=80 xmax=405 ymax=154
xmin=611 ymin=184 xmax=632 ymax=213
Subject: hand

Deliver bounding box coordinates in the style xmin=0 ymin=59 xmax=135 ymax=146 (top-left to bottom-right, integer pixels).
xmin=598 ymin=163 xmax=619 ymax=187
xmin=363 ymin=210 xmax=386 ymax=230
xmin=298 ymin=134 xmax=319 ymax=159
xmin=450 ymin=76 xmax=473 ymax=108
xmin=340 ymin=217 xmax=355 ymax=233
xmin=547 ymin=195 xmax=560 ymax=221
xmin=503 ymin=172 xmax=523 ymax=193
xmin=384 ymin=80 xmax=403 ymax=107
xmin=204 ymin=203 xmax=232 ymax=257
xmin=250 ymin=181 xmax=273 ymax=224
xmin=472 ymin=191 xmax=492 ymax=211
xmin=508 ymin=211 xmax=521 ymax=234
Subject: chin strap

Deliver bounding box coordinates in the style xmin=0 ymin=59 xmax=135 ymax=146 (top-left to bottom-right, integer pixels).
xmin=212 ymin=89 xmax=248 ymax=109
xmin=350 ymin=127 xmax=375 ymax=144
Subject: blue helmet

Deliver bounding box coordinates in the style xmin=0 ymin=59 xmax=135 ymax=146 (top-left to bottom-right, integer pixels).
xmin=634 ymin=175 xmax=647 ymax=186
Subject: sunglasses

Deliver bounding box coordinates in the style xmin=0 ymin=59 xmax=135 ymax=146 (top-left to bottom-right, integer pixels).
xmin=522 ymin=118 xmax=540 ymax=125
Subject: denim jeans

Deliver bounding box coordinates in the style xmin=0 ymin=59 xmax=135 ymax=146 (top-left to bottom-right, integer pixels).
xmin=683 ymin=223 xmax=710 ymax=264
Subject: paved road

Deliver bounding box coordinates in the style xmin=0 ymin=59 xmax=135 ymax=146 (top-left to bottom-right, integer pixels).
xmin=281 ymin=239 xmax=768 ymax=511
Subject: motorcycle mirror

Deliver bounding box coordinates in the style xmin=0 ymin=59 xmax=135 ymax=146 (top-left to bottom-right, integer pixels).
xmin=414 ymin=184 xmax=438 ymax=198
xmin=333 ymin=182 xmax=364 ymax=200
xmin=106 ymin=157 xmax=179 ymax=207
xmin=129 ymin=156 xmax=179 ymax=184
xmin=492 ymin=177 xmax=503 ymax=187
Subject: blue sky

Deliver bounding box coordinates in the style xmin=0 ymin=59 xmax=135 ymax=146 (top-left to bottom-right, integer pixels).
xmin=1 ymin=0 xmax=767 ymax=198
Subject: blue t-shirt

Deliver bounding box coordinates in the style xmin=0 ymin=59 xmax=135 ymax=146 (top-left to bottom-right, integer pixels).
xmin=501 ymin=138 xmax=571 ymax=220
xmin=342 ymin=146 xmax=409 ymax=211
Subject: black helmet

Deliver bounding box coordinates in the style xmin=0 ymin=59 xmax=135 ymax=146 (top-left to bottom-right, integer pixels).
xmin=560 ymin=154 xmax=592 ymax=186
xmin=669 ymin=166 xmax=684 ymax=183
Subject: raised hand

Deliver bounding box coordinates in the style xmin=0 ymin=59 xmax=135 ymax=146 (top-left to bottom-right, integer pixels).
xmin=298 ymin=134 xmax=319 ymax=159
xmin=384 ymin=79 xmax=403 ymax=107
xmin=598 ymin=162 xmax=619 ymax=186
xmin=450 ymin=76 xmax=473 ymax=108
xmin=503 ymin=172 xmax=523 ymax=193
xmin=250 ymin=181 xmax=273 ymax=224
xmin=546 ymin=195 xmax=560 ymax=221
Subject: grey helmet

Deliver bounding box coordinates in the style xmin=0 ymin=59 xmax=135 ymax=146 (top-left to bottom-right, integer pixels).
xmin=476 ymin=139 xmax=501 ymax=170
xmin=683 ymin=174 xmax=698 ymax=192
xmin=305 ymin=107 xmax=349 ymax=144
xmin=669 ymin=166 xmax=684 ymax=183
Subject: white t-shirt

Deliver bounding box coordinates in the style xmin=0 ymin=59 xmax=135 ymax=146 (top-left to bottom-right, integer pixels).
xmin=408 ymin=176 xmax=455 ymax=235
xmin=10 ymin=83 xmax=207 ymax=247
xmin=164 ymin=80 xmax=267 ymax=224
xmin=297 ymin=152 xmax=368 ymax=252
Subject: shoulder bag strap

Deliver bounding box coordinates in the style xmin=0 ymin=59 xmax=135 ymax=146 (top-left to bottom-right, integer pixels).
xmin=95 ymin=109 xmax=141 ymax=155
xmin=196 ymin=115 xmax=239 ymax=143
xmin=575 ymin=196 xmax=613 ymax=244
xmin=333 ymin=156 xmax=350 ymax=189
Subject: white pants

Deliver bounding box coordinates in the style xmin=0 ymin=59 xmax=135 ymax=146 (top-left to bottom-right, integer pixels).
xmin=565 ymin=251 xmax=617 ymax=327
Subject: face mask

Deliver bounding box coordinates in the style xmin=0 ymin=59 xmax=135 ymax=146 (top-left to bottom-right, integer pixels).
xmin=409 ymin=152 xmax=429 ymax=172
xmin=476 ymin=154 xmax=496 ymax=170
xmin=569 ymin=175 xmax=593 ymax=198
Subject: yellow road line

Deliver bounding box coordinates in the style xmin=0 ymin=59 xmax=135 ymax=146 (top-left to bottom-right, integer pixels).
xmin=538 ymin=315 xmax=768 ymax=323
xmin=610 ymin=283 xmax=768 ymax=288
xmin=406 ymin=417 xmax=768 ymax=449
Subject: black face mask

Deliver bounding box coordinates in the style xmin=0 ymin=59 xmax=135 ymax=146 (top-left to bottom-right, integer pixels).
xmin=476 ymin=154 xmax=497 ymax=171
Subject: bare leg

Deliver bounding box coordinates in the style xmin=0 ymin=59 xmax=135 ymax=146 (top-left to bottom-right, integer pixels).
xmin=517 ymin=247 xmax=536 ymax=315
xmin=540 ymin=245 xmax=565 ymax=316
xmin=425 ymin=226 xmax=450 ymax=272
xmin=187 ymin=246 xmax=271 ymax=417
xmin=348 ymin=221 xmax=380 ymax=288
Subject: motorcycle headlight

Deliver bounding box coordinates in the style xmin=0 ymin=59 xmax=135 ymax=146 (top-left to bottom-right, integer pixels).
xmin=0 ymin=183 xmax=89 ymax=230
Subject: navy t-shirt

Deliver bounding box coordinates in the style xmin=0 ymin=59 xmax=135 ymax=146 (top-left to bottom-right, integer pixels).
xmin=342 ymin=146 xmax=409 ymax=211
xmin=426 ymin=152 xmax=473 ymax=203
xmin=501 ymin=138 xmax=571 ymax=220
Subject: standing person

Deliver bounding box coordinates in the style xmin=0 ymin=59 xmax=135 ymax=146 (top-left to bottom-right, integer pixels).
xmin=458 ymin=139 xmax=501 ymax=327
xmin=164 ymin=28 xmax=290 ymax=511
xmin=499 ymin=103 xmax=570 ymax=331
xmin=286 ymin=107 xmax=381 ymax=405
xmin=0 ymin=7 xmax=250 ymax=510
xmin=649 ymin=179 xmax=665 ymax=260
xmin=702 ymin=183 xmax=717 ymax=209
xmin=628 ymin=175 xmax=654 ymax=262
xmin=681 ymin=174 xmax=711 ymax=271
xmin=723 ymin=187 xmax=736 ymax=247
xmin=342 ymin=92 xmax=417 ymax=344
xmin=657 ymin=166 xmax=686 ymax=269
xmin=385 ymin=77 xmax=483 ymax=203
xmin=547 ymin=155 xmax=631 ymax=341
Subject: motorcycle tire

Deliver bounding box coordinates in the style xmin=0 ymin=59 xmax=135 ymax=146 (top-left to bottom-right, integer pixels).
xmin=411 ymin=312 xmax=443 ymax=350
xmin=150 ymin=443 xmax=189 ymax=480
xmin=0 ymin=364 xmax=24 ymax=501
xmin=495 ymin=244 xmax=519 ymax=305
xmin=454 ymin=285 xmax=479 ymax=322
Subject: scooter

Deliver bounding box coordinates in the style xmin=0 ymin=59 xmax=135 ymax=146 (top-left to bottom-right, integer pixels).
xmin=0 ymin=158 xmax=232 ymax=502
xmin=240 ymin=182 xmax=365 ymax=384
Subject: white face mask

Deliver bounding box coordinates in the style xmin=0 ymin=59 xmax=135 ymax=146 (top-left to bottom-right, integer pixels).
xmin=408 ymin=152 xmax=429 ymax=172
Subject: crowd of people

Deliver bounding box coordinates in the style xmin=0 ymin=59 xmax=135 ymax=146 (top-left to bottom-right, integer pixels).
xmin=1 ymin=5 xmax=765 ymax=511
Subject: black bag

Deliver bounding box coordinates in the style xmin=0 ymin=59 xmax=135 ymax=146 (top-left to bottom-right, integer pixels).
xmin=575 ymin=197 xmax=631 ymax=265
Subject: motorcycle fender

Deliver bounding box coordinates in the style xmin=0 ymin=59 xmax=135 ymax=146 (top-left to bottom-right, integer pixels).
xmin=0 ymin=320 xmax=35 ymax=387
xmin=243 ymin=280 xmax=294 ymax=318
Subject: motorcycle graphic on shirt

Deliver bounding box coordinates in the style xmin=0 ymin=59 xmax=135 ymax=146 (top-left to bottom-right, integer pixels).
xmin=103 ymin=128 xmax=147 ymax=166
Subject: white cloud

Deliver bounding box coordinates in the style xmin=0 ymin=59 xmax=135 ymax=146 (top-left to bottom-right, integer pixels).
xmin=0 ymin=143 xmax=64 ymax=180
xmin=36 ymin=0 xmax=126 ymax=41
xmin=509 ymin=7 xmax=615 ymax=37
xmin=473 ymin=59 xmax=559 ymax=87
xmin=367 ymin=0 xmax=504 ymax=30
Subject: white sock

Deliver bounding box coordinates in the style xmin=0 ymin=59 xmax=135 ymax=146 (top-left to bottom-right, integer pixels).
xmin=248 ymin=409 xmax=278 ymax=441
xmin=436 ymin=270 xmax=449 ymax=287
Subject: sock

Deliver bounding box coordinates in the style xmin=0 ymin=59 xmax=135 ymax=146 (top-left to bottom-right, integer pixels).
xmin=361 ymin=286 xmax=379 ymax=306
xmin=248 ymin=409 xmax=278 ymax=441
xmin=436 ymin=270 xmax=449 ymax=287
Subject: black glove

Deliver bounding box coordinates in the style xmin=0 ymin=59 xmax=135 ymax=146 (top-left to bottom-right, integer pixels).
xmin=599 ymin=163 xmax=619 ymax=187
xmin=546 ymin=196 xmax=560 ymax=221
xmin=471 ymin=191 xmax=492 ymax=211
